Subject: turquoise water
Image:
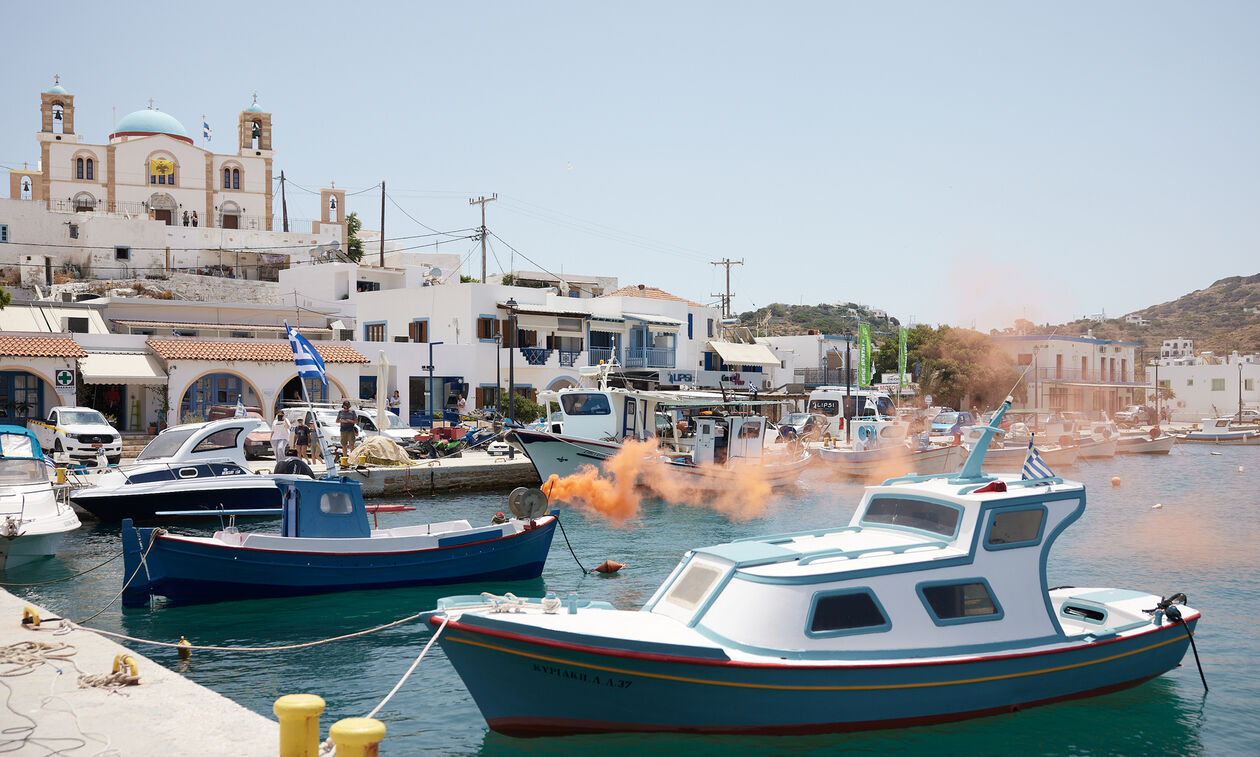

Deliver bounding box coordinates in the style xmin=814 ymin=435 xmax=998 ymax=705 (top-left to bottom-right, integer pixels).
xmin=7 ymin=445 xmax=1260 ymax=755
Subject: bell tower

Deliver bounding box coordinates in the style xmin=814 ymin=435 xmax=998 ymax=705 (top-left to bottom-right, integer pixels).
xmin=315 ymin=184 xmax=348 ymax=242
xmin=39 ymin=75 xmax=77 ymax=138
xmin=237 ymin=92 xmax=273 ymax=154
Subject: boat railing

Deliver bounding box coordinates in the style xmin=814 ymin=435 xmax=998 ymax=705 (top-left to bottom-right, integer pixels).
xmin=797 ymin=540 xmax=950 ymax=566
xmin=733 ymin=525 xmax=863 ymax=543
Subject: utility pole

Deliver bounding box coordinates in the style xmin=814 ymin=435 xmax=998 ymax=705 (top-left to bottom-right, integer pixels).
xmin=279 ymin=171 xmax=289 ymax=232
xmin=710 ymin=258 xmax=744 ymax=318
xmin=379 ymin=181 xmax=386 ymax=268
xmin=469 ymin=194 xmax=497 ymax=283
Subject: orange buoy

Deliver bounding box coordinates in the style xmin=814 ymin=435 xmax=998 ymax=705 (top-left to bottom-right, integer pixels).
xmin=1111 ymin=476 xmax=1121 ymax=487
xmin=591 ymin=560 xmax=625 ymax=574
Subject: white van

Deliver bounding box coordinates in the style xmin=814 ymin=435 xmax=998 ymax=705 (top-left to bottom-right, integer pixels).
xmin=806 ymin=386 xmax=897 ymax=438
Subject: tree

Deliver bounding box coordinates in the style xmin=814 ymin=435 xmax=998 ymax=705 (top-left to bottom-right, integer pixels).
xmin=498 ymin=389 xmax=543 ymax=423
xmin=873 ymin=324 xmax=934 ymax=378
xmin=460 ymin=274 xmax=477 ymax=283
xmin=345 ymin=212 xmax=364 ymax=262
xmin=0 ymin=286 xmax=11 ymax=310
xmin=916 ymin=327 xmax=1022 ymax=411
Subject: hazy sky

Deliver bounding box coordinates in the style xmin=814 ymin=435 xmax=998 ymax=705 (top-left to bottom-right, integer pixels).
xmin=3 ymin=2 xmax=1256 ymax=329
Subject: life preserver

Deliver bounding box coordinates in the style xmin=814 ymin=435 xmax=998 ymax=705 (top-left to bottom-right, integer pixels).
xmin=1150 ymin=426 xmax=1160 ymax=440
xmin=858 ymin=425 xmax=874 ymax=442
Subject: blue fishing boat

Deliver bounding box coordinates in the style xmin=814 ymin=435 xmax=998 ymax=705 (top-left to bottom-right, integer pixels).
xmin=428 ymin=398 xmax=1202 ymax=736
xmin=120 ymin=480 xmax=557 ymax=607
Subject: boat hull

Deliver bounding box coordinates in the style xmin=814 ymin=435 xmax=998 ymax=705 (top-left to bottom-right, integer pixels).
xmin=1077 ymin=438 xmax=1117 ymax=459
xmin=817 ymin=444 xmax=964 ymax=479
xmin=1116 ymin=435 xmax=1175 ymax=454
xmin=433 ymin=613 xmax=1197 ymax=736
xmin=1175 ymin=430 xmax=1260 ymax=445
xmin=0 ymin=531 xmax=69 ymax=569
xmin=120 ymin=517 xmax=558 ymax=607
xmin=510 ymin=429 xmax=813 ymax=490
xmin=70 ymin=478 xmax=282 ymax=521
xmin=963 ymin=444 xmax=1079 ymax=472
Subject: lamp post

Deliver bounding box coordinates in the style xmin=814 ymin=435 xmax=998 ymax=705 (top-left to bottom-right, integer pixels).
xmin=426 ymin=341 xmax=444 ymax=428
xmin=505 ymin=298 xmax=517 ymax=426
xmin=1149 ymin=358 xmax=1160 ymax=425
xmin=494 ymin=331 xmax=502 ymax=420
xmin=845 ymin=332 xmax=852 ymax=445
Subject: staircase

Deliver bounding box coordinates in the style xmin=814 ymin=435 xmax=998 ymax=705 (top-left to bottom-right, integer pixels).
xmin=120 ymin=433 xmax=154 ymax=459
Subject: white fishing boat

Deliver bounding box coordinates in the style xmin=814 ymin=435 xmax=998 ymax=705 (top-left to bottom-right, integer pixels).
xmin=0 ymin=426 xmax=81 ymax=569
xmin=818 ymin=419 xmax=964 ymax=479
xmin=1116 ymin=428 xmax=1175 ymax=455
xmin=427 ymin=399 xmax=1204 ymax=735
xmin=1175 ymin=417 xmax=1260 ymax=445
xmin=960 ymin=425 xmax=1079 ymax=471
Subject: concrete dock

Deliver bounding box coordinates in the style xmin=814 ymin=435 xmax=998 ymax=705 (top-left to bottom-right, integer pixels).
xmin=0 ymin=589 xmax=276 ymax=756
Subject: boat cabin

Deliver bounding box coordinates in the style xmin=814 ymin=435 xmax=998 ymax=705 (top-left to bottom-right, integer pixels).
xmin=0 ymin=426 xmax=48 ymax=486
xmin=135 ymin=417 xmax=259 ymax=469
xmin=279 ymin=476 xmax=369 ymax=538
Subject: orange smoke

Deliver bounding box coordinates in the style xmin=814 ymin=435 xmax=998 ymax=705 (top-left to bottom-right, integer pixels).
xmin=543 ymin=438 xmax=781 ymax=523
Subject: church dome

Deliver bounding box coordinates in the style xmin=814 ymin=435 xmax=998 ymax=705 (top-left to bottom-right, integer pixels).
xmin=111 ymin=108 xmax=193 ymax=144
xmin=45 ymin=84 xmax=68 ymax=95
xmin=244 ymin=102 xmax=264 ymax=113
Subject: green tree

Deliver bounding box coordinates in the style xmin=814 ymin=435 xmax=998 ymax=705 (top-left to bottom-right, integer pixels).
xmin=460 ymin=274 xmax=477 ymax=283
xmin=917 ymin=327 xmax=1022 ymax=412
xmin=0 ymin=286 xmax=11 ymax=310
xmin=498 ymin=390 xmax=543 ymax=423
xmin=873 ymin=324 xmax=934 ymax=378
xmin=345 ymin=212 xmax=364 ymax=262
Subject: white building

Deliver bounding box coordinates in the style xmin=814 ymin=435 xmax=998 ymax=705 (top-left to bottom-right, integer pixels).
xmin=1151 ymin=353 xmax=1260 ymax=422
xmin=991 ymin=334 xmax=1141 ymax=415
xmin=1160 ymin=338 xmax=1194 ymax=362
xmin=1124 ymin=314 xmax=1150 ymax=326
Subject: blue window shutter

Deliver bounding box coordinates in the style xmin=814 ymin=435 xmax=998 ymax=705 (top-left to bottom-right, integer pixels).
xmin=687 ymin=313 xmax=693 ymax=339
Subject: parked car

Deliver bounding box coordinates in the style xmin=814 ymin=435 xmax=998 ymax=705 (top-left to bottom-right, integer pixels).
xmin=930 ymin=411 xmax=976 ymax=434
xmin=1114 ymin=405 xmax=1155 ymax=427
xmin=207 ymin=405 xmax=271 ymax=458
xmin=776 ymin=412 xmax=828 ymax=441
xmin=27 ymin=406 xmax=122 ymax=465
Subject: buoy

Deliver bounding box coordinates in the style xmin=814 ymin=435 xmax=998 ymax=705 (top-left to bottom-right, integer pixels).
xmin=1152 ymin=503 xmax=1163 ymax=509
xmin=1111 ymin=476 xmax=1121 ymax=487
xmin=1239 ymin=466 xmax=1245 ymax=473
xmin=591 ymin=560 xmax=625 ymax=574
xmin=177 ymin=636 xmax=191 ymax=660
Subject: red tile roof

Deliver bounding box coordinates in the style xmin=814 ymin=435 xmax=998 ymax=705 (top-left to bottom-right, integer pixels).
xmin=599 ymin=284 xmax=704 ymax=308
xmin=0 ymin=336 xmax=87 ymax=358
xmin=146 ymin=340 xmax=369 ymax=363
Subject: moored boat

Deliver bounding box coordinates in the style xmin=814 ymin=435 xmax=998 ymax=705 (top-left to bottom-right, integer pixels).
xmin=0 ymin=426 xmax=81 ymax=569
xmin=120 ymin=481 xmax=558 ymax=607
xmin=1175 ymin=417 xmax=1260 ymax=445
xmin=817 ymin=419 xmax=964 ymax=479
xmin=1116 ymin=429 xmax=1175 ymax=455
xmin=427 ymin=399 xmax=1201 ymax=735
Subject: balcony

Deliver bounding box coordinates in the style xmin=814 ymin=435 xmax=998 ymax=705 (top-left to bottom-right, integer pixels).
xmin=558 ymin=350 xmax=580 ymax=367
xmin=520 ymin=348 xmax=553 ymax=366
xmin=1036 ymin=368 xmax=1134 ymax=384
xmin=625 ymin=348 xmax=675 ymax=369
xmin=588 ymin=347 xmax=618 ymax=365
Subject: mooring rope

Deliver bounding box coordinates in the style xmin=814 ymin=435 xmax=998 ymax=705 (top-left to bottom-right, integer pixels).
xmin=72 ymin=612 xmax=423 ymax=653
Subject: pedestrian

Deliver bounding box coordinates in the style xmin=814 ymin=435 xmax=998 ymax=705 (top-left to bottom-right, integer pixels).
xmin=456 ymin=393 xmax=467 ymax=416
xmin=292 ymin=416 xmax=311 ymax=461
xmin=304 ymin=417 xmax=317 ymax=461
xmin=182 ymin=211 xmax=189 ymax=226
xmin=336 ymin=400 xmax=358 ymax=457
xmin=388 ymin=390 xmax=400 ymax=412
xmin=191 ymin=210 xmax=198 ymax=227
xmin=270 ymin=410 xmax=291 ymax=460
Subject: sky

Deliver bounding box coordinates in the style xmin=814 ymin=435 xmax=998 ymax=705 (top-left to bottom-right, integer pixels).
xmin=3 ymin=2 xmax=1257 ymax=331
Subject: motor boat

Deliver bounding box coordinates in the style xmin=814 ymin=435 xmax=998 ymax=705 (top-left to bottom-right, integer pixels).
xmin=959 ymin=425 xmax=1079 ymax=471
xmin=426 ymin=399 xmax=1201 ymax=735
xmin=0 ymin=426 xmax=80 ymax=568
xmin=818 ymin=419 xmax=964 ymax=479
xmin=1116 ymin=427 xmax=1175 ymax=455
xmin=69 ymin=418 xmax=311 ymax=521
xmin=121 ymin=482 xmax=557 ymax=607
xmin=1175 ymin=417 xmax=1260 ymax=445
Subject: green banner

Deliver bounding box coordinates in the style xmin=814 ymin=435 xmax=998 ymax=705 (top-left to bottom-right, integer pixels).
xmin=898 ymin=327 xmax=908 ymax=391
xmin=859 ymin=324 xmax=872 ymax=387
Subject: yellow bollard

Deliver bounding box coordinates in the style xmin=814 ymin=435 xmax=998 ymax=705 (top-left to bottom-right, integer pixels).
xmin=56 ymin=467 xmax=66 ymax=484
xmin=328 ymin=717 xmax=386 ymax=757
xmin=274 ymin=694 xmax=326 ymax=757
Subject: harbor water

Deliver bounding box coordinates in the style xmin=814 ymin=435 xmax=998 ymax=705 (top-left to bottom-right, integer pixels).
xmin=7 ymin=445 xmax=1260 ymax=755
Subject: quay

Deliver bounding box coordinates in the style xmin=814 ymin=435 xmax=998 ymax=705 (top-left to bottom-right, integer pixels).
xmin=0 ymin=588 xmax=276 ymax=756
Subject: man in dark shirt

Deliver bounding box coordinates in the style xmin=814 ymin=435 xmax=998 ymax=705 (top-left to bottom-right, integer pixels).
xmin=336 ymin=400 xmax=358 ymax=456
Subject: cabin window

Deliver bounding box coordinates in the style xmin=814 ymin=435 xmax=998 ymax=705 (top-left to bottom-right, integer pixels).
xmin=662 ymin=561 xmax=723 ymax=611
xmin=808 ymin=589 xmax=889 ymax=636
xmin=862 ymin=497 xmax=961 ymax=537
xmin=984 ymin=507 xmax=1046 ymax=550
xmin=320 ymin=490 xmax=354 ymax=515
xmin=1061 ymin=604 xmax=1106 ymax=624
xmin=738 ymin=420 xmax=762 ymax=439
xmin=192 ymin=428 xmax=242 ymax=453
xmin=561 ymin=393 xmax=611 ymax=416
xmin=918 ymin=580 xmax=1002 ymax=624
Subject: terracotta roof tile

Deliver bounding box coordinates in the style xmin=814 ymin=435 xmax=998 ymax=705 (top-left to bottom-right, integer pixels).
xmin=0 ymin=336 xmax=87 ymax=358
xmin=599 ymin=285 xmax=704 ymax=308
xmin=146 ymin=340 xmax=369 ymax=363
xmin=113 ymin=320 xmax=332 ymax=334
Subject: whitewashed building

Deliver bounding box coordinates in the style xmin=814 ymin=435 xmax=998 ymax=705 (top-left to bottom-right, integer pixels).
xmin=1151 ymin=352 xmax=1259 ymax=422
xmin=992 ymin=334 xmax=1142 ymax=415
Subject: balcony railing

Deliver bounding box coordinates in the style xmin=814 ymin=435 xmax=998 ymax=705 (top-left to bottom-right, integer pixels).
xmin=521 ymin=348 xmax=553 ymax=366
xmin=625 ymin=348 xmax=675 ymax=369
xmin=588 ymin=347 xmax=618 ymax=365
xmin=558 ymin=350 xmax=580 ymax=367
xmin=1036 ymin=368 xmax=1134 ymax=384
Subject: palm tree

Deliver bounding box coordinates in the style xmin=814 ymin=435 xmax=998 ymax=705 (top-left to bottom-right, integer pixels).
xmin=0 ymin=286 xmax=11 ymax=310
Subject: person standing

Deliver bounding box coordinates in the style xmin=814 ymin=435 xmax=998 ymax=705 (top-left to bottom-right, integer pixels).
xmin=388 ymin=390 xmax=401 ymax=412
xmin=292 ymin=416 xmax=311 ymax=462
xmin=336 ymin=400 xmax=358 ymax=456
xmin=270 ymin=410 xmax=291 ymax=460
xmin=191 ymin=211 xmax=198 ymax=227
xmin=456 ymin=393 xmax=467 ymax=417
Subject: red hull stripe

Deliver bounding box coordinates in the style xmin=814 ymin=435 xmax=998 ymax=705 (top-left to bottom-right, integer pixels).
xmin=432 ymin=610 xmax=1197 ymax=672
xmin=485 ymin=674 xmax=1160 ymax=736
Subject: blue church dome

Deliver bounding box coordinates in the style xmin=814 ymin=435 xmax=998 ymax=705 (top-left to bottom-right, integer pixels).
xmin=113 ymin=108 xmax=191 ymax=142
xmin=45 ymin=84 xmax=68 ymax=95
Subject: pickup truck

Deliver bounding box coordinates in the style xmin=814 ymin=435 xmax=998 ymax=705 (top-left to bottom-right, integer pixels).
xmin=1114 ymin=405 xmax=1154 ymax=427
xmin=27 ymin=406 xmax=123 ymax=464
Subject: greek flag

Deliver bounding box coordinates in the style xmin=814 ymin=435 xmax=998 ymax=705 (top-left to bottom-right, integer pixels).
xmin=285 ymin=321 xmax=328 ymax=387
xmin=43 ymin=454 xmax=56 ymax=471
xmin=203 ymin=120 xmax=212 ymax=142
xmin=1021 ymin=438 xmax=1055 ymax=482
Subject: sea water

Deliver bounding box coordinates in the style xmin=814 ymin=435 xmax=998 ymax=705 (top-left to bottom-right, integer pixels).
xmin=9 ymin=444 xmax=1260 ymax=755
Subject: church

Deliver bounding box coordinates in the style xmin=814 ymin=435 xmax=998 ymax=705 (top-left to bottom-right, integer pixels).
xmin=10 ymin=77 xmax=280 ymax=231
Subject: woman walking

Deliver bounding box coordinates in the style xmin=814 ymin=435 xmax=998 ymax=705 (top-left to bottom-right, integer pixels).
xmin=270 ymin=410 xmax=292 ymax=460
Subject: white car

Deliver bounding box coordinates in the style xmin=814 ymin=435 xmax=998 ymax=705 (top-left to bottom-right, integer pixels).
xmin=295 ymin=407 xmax=416 ymax=453
xmin=28 ymin=406 xmax=123 ymax=465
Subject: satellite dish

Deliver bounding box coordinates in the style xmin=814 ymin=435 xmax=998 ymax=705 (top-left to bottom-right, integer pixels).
xmin=429 ymin=267 xmax=442 ymax=280
xmin=327 ymin=239 xmax=341 ymax=250
xmin=507 ymin=487 xmax=549 ymax=519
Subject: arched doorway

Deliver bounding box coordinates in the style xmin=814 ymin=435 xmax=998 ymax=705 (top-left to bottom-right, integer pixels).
xmin=273 ymin=375 xmax=346 ymax=419
xmin=219 ymin=200 xmax=241 ymax=229
xmin=179 ymin=371 xmax=261 ymax=423
xmin=148 ymin=193 xmax=177 ymax=226
xmin=0 ymin=370 xmax=49 ymax=421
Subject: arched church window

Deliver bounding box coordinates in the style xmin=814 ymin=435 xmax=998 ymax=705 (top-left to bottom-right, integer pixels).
xmin=21 ymin=178 xmax=32 ymax=200
xmin=232 ymin=169 xmax=240 ymax=189
xmin=329 ymin=195 xmax=338 ymax=223
xmin=86 ymin=158 xmax=94 ymax=181
xmin=224 ymin=168 xmax=232 ymax=189
xmin=76 ymin=158 xmax=83 ymax=179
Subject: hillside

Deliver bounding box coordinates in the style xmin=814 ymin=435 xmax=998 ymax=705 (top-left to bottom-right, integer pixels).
xmin=736 ymin=302 xmax=901 ymax=337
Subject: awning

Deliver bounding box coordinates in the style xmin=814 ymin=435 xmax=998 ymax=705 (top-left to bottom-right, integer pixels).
xmin=707 ymin=340 xmax=781 ymax=368
xmin=80 ymin=352 xmax=167 ymax=385
xmin=623 ymin=312 xmax=683 ymax=330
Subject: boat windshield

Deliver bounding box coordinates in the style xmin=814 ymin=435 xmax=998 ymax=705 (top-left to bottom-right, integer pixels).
xmin=59 ymin=409 xmax=109 ymax=426
xmin=561 ymin=393 xmax=611 ymax=416
xmin=137 ymin=427 xmax=200 ymax=460
xmin=862 ymin=496 xmax=960 ymax=537
xmin=0 ymin=458 xmax=47 ymax=485
xmin=0 ymin=433 xmax=37 ymax=459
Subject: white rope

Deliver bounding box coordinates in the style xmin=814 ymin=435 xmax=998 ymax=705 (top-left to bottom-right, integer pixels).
xmin=480 ymin=591 xmax=527 ymax=613
xmin=71 ymin=612 xmax=423 ymax=652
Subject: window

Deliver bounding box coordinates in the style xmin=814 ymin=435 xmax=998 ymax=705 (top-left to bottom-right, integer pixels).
xmin=86 ymin=158 xmax=94 ymax=180
xmin=192 ymin=428 xmax=242 ymax=453
xmin=0 ymin=225 xmax=7 ymax=243
xmin=115 ymin=246 xmax=130 ymax=261
xmin=363 ymin=323 xmax=386 ymax=342
xmin=223 ymin=168 xmax=231 ymax=188
xmin=1186 ymin=379 xmax=1194 ymax=387
xmin=662 ymin=561 xmax=722 ymax=611
xmin=409 ymin=320 xmax=428 ymax=343
xmin=1211 ymin=378 xmax=1226 ymax=391
xmin=320 ymin=491 xmax=354 ymax=515
xmin=985 ymin=507 xmax=1046 ymax=549
xmin=809 ymin=590 xmax=889 ymax=634
xmin=477 ymin=317 xmax=499 ymax=341
xmin=64 ymin=317 xmax=89 ymax=334
xmin=687 ymin=313 xmax=694 ymax=339
xmin=861 ymin=496 xmax=961 ymax=537
xmin=738 ymin=420 xmax=762 ymax=438
xmin=561 ymin=393 xmax=611 ymax=416
xmin=475 ymin=386 xmax=497 ymax=408
xmin=707 ymin=318 xmax=714 ymax=338
xmin=808 ymin=399 xmax=839 ymax=417
xmin=76 ymin=157 xmax=84 ymax=179
xmin=232 ymin=168 xmax=240 ymax=189
xmin=1017 ymin=353 xmax=1033 ymax=366
xmin=1248 ymin=379 xmax=1255 ymax=392
xmin=68 ymin=224 xmax=78 ymax=239
xmin=919 ymin=580 xmax=1001 ymax=623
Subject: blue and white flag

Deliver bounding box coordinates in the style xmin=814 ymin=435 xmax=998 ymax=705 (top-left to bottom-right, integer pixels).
xmin=1021 ymin=437 xmax=1055 ymax=482
xmin=234 ymin=396 xmax=246 ymax=418
xmin=285 ymin=321 xmax=328 ymax=387
xmin=44 ymin=454 xmax=56 ymax=471
xmin=203 ymin=119 xmax=212 ymax=142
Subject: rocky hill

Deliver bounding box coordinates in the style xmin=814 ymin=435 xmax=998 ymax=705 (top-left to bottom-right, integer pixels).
xmin=736 ymin=302 xmax=901 ymax=337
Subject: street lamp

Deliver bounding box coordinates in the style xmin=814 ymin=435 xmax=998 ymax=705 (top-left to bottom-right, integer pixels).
xmin=505 ymin=298 xmax=517 ymax=426
xmin=494 ymin=331 xmax=502 ymax=420
xmin=426 ymin=341 xmax=444 ymax=428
